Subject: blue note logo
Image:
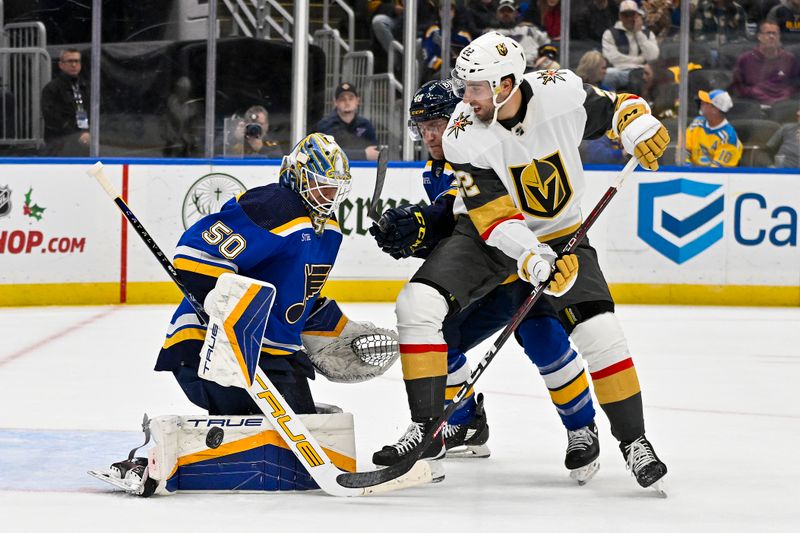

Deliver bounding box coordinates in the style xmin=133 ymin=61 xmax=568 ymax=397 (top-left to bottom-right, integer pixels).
xmin=638 ymin=179 xmax=724 ymax=264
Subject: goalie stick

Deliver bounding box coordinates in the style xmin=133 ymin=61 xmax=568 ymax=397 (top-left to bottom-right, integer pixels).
xmin=334 ymin=156 xmax=641 ymax=489
xmin=366 ymin=147 xmax=389 ymax=222
xmin=87 ymin=162 xmax=439 ymax=497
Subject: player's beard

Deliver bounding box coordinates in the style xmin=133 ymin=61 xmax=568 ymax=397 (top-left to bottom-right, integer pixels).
xmin=472 ymin=102 xmax=495 ymax=123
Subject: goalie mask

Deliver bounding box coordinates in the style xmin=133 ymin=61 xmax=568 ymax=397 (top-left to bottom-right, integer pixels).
xmin=451 ymin=32 xmax=526 ymax=125
xmin=280 ymin=133 xmax=352 ymax=234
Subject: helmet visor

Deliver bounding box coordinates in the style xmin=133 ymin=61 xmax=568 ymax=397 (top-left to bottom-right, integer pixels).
xmin=450 ymin=71 xmax=493 ymax=100
xmin=408 ymin=118 xmax=449 ymax=142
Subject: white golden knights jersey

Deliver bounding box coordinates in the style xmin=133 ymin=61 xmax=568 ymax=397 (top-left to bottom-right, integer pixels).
xmin=443 ymin=69 xmax=625 ymax=245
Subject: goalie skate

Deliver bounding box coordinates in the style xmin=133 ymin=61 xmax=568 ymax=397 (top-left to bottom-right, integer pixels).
xmin=620 ymin=436 xmax=668 ymax=497
xmin=88 ymin=457 xmax=158 ymax=497
xmin=565 ymin=423 xmax=600 ymax=485
xmin=443 ymin=393 xmax=490 ymax=458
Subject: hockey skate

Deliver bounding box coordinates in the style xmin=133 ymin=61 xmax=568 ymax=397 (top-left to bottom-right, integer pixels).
xmin=620 ymin=436 xmax=668 ymax=497
xmin=565 ymin=422 xmax=600 ymax=485
xmin=373 ymin=419 xmax=446 ymax=481
xmin=443 ymin=393 xmax=490 ymax=458
xmin=88 ymin=457 xmax=158 ymax=497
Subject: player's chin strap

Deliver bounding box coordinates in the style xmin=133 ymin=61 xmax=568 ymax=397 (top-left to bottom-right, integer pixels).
xmin=490 ymin=83 xmax=522 ymax=126
xmin=127 ymin=413 xmax=152 ymax=461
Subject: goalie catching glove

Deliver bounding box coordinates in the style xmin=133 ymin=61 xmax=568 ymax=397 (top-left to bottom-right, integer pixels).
xmin=517 ymin=243 xmax=579 ymax=296
xmin=612 ymin=97 xmax=670 ymax=171
xmin=369 ymin=204 xmax=429 ymax=259
xmin=301 ymin=297 xmax=400 ymax=383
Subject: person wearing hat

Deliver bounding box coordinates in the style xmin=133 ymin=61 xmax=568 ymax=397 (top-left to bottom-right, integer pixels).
xmin=488 ymin=0 xmax=551 ymax=70
xmin=601 ymin=0 xmax=659 ymax=92
xmin=314 ymin=82 xmax=380 ymax=161
xmin=686 ymin=89 xmax=743 ymax=167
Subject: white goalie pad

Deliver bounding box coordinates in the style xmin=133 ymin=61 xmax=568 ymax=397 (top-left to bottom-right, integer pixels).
xmin=301 ymin=298 xmax=399 ymax=383
xmin=88 ymin=413 xmax=357 ymax=496
xmin=198 ymin=273 xmax=276 ymax=389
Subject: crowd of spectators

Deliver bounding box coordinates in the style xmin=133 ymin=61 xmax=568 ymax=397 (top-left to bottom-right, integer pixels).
xmin=17 ymin=0 xmax=800 ymax=167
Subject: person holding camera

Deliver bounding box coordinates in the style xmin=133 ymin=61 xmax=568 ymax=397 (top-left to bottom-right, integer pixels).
xmin=315 ymin=83 xmax=380 ymax=161
xmin=228 ymin=105 xmax=283 ymax=158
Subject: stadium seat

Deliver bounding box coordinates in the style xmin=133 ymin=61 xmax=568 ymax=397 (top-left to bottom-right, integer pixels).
xmin=768 ymin=99 xmax=800 ymax=123
xmin=727 ymin=98 xmax=767 ymax=119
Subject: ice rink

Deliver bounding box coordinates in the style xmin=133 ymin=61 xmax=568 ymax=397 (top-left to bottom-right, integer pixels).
xmin=0 ymin=302 xmax=798 ymax=533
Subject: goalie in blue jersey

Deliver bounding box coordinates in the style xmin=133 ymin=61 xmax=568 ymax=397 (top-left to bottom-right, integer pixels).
xmin=91 ymin=133 xmax=404 ymax=497
xmin=156 ymin=132 xmax=396 ymax=415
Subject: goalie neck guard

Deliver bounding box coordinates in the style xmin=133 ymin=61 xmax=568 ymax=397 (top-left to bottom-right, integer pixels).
xmin=279 ymin=133 xmax=352 ymax=234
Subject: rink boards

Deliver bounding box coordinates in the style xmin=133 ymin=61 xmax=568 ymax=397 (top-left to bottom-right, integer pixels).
xmin=0 ymin=159 xmax=797 ymax=306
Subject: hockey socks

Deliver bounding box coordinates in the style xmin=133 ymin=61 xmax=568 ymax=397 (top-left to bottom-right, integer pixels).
xmin=517 ymin=316 xmax=596 ymax=431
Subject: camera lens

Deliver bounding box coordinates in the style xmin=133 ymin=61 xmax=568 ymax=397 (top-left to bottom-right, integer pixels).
xmin=245 ymin=123 xmax=262 ymax=138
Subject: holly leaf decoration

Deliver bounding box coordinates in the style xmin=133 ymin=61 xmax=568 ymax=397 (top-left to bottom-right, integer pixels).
xmin=23 ymin=187 xmax=46 ymax=221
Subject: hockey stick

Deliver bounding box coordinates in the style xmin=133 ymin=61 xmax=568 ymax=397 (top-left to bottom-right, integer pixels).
xmin=366 ymin=147 xmax=389 ymax=222
xmin=336 ymin=156 xmax=641 ymax=489
xmin=87 ymin=162 xmax=439 ymax=497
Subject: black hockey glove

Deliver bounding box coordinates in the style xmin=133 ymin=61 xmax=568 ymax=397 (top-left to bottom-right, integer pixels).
xmin=369 ymin=205 xmax=428 ymax=259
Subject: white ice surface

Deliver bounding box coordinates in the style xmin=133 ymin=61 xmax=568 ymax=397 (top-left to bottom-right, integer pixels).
xmin=0 ymin=303 xmax=798 ymax=533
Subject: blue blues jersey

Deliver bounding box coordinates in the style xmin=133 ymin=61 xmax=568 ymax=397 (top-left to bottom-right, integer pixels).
xmin=156 ymin=184 xmax=342 ymax=371
xmin=422 ymin=159 xmax=458 ymax=204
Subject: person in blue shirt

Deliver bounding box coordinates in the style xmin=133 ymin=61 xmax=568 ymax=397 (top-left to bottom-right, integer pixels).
xmin=155 ymin=133 xmax=352 ymax=415
xmin=315 ymin=82 xmax=380 ymax=161
xmin=369 ymin=80 xmax=600 ymax=483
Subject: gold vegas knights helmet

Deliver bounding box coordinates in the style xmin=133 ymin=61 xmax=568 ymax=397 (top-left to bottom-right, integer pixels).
xmin=279 ymin=133 xmax=352 ymax=234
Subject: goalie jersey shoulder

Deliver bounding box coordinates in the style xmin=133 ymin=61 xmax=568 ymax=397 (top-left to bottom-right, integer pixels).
xmin=238 ymin=184 xmax=341 ymax=237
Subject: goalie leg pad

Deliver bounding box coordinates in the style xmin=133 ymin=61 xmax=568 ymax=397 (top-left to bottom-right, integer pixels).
xmin=571 ymin=312 xmax=645 ymax=441
xmin=199 ymin=273 xmax=276 ymax=389
xmin=147 ymin=414 xmax=356 ymax=494
xmin=396 ymin=282 xmax=449 ymax=421
xmin=518 ymin=316 xmax=595 ymax=431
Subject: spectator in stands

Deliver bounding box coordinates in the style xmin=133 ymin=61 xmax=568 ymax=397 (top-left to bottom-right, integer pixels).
xmin=732 ymin=20 xmax=800 ymax=105
xmin=41 ymin=49 xmax=90 ymax=156
xmin=643 ymin=0 xmax=679 ymax=40
xmin=583 ymin=130 xmax=631 ymax=164
xmin=226 ymin=105 xmax=283 ymax=158
xmin=575 ymin=50 xmax=611 ymax=89
xmin=572 ymin=0 xmax=619 ymax=45
xmin=163 ymin=76 xmax=201 ymax=157
xmin=768 ymin=0 xmax=800 ymax=43
xmin=468 ymin=0 xmax=501 ymax=33
xmin=315 ymin=82 xmax=380 ymax=161
xmin=686 ymin=89 xmax=743 ymax=167
xmin=421 ymin=3 xmax=473 ymax=82
xmin=370 ymin=1 xmax=441 ymax=56
xmin=537 ymin=0 xmax=561 ymax=40
xmin=692 ymin=0 xmax=748 ymax=44
xmin=767 ymin=105 xmax=800 ymax=166
xmin=601 ymin=1 xmax=660 ymax=92
xmin=489 ymin=0 xmax=551 ymax=70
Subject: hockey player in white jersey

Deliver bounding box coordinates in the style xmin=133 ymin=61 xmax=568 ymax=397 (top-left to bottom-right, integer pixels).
xmin=381 ymin=32 xmax=670 ymax=491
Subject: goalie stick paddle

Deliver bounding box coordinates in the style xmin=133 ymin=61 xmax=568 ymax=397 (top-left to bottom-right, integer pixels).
xmin=335 ymin=156 xmax=641 ymax=489
xmin=87 ymin=162 xmax=439 ymax=497
xmin=367 ymin=147 xmax=389 ymax=222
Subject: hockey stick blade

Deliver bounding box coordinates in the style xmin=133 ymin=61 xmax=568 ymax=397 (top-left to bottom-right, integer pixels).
xmin=336 ymin=156 xmax=640 ymax=489
xmin=367 ymin=147 xmax=389 ymax=222
xmin=89 ymin=162 xmax=436 ymax=497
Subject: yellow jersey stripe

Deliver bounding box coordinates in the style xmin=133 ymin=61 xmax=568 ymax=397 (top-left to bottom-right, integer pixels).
xmin=162 ymin=326 xmax=206 ymax=349
xmin=174 ymin=257 xmax=235 ymax=278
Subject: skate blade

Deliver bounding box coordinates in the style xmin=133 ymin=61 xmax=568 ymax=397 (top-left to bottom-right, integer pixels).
xmin=650 ymin=479 xmax=667 ymax=498
xmin=569 ymin=460 xmax=600 ymax=485
xmin=87 ymin=470 xmax=143 ymax=495
xmin=445 ymin=443 xmax=491 ymax=459
xmin=428 ymin=460 xmax=446 ymax=483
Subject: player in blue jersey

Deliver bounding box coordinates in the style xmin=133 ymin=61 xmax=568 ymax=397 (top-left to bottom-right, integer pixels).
xmin=369 ymin=80 xmax=601 ymax=483
xmin=155 ymin=133 xmax=352 ymax=415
